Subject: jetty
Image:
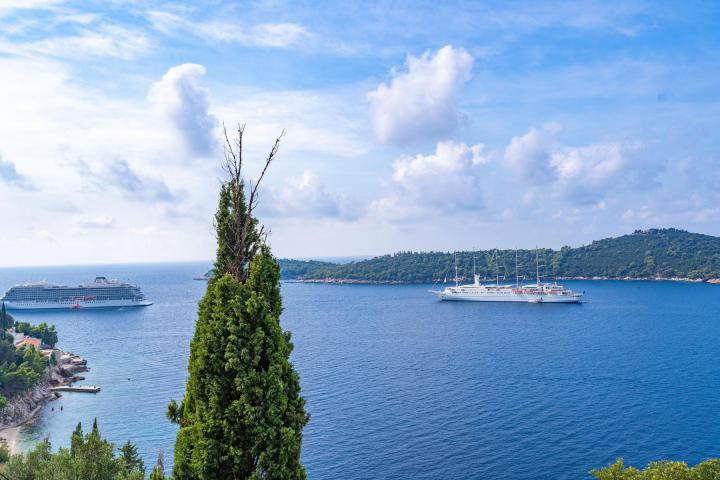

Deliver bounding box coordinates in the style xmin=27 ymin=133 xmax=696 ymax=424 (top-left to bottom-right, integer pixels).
xmin=50 ymin=385 xmax=101 ymax=393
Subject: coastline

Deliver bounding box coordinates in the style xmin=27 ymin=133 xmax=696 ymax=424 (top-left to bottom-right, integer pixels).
xmin=289 ymin=277 xmax=720 ymax=285
xmin=0 ymin=349 xmax=88 ymax=454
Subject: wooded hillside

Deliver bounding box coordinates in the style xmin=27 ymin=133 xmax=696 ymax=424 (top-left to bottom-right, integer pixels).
xmin=279 ymin=229 xmax=720 ymax=282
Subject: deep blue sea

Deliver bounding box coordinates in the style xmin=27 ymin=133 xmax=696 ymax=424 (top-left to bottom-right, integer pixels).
xmin=1 ymin=263 xmax=719 ymax=479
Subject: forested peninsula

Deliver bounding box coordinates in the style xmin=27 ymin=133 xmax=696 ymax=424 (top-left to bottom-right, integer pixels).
xmin=278 ymin=229 xmax=720 ymax=283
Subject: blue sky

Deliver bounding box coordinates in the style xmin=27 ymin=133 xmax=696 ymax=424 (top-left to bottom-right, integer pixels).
xmin=0 ymin=1 xmax=719 ymax=265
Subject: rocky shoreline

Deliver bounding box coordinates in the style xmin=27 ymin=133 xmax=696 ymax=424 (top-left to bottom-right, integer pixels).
xmin=0 ymin=350 xmax=88 ymax=453
xmin=290 ymin=276 xmax=720 ymax=285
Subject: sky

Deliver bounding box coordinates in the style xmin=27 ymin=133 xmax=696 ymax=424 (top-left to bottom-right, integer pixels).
xmin=0 ymin=0 xmax=719 ymax=266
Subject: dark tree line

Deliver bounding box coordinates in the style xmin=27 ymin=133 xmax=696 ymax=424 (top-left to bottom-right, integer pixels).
xmin=285 ymin=228 xmax=720 ymax=282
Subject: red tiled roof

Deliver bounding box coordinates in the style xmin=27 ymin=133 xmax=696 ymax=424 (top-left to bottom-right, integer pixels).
xmin=15 ymin=337 xmax=42 ymax=348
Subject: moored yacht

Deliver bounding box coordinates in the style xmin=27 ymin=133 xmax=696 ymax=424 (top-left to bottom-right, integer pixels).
xmin=430 ymin=250 xmax=583 ymax=304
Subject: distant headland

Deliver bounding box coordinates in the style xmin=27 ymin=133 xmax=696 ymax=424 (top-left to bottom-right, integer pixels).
xmin=274 ymin=228 xmax=720 ymax=284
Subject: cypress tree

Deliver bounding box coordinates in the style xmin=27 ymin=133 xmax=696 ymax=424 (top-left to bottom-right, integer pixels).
xmin=119 ymin=440 xmax=145 ymax=475
xmin=169 ymin=126 xmax=308 ymax=479
xmin=148 ymin=450 xmax=166 ymax=480
xmin=71 ymin=422 xmax=84 ymax=456
xmin=1 ymin=302 xmax=8 ymax=331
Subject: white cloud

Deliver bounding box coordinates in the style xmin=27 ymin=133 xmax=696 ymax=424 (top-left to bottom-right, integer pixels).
xmin=0 ymin=55 xmax=222 ymax=266
xmin=0 ymin=0 xmax=66 ymax=17
xmin=367 ymin=45 xmax=474 ymax=145
xmin=249 ymin=23 xmax=311 ymax=47
xmin=145 ymin=10 xmax=311 ymax=48
xmin=0 ymin=24 xmax=151 ymax=60
xmin=504 ymin=124 xmax=557 ymax=184
xmin=74 ymin=157 xmax=182 ymax=203
xmin=551 ymin=143 xmax=630 ymax=203
xmin=75 ymin=215 xmax=116 ymax=229
xmin=129 ymin=226 xmax=159 ymax=236
xmin=261 ymin=170 xmax=361 ymax=220
xmin=149 ymin=63 xmax=218 ymax=157
xmin=370 ymin=141 xmax=486 ymax=220
xmin=215 ymin=90 xmax=368 ymax=159
xmin=504 ymin=124 xmax=648 ymax=203
xmin=0 ymin=154 xmax=34 ymax=190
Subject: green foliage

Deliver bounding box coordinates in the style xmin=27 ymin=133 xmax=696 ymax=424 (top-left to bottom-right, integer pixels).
xmin=592 ymin=457 xmax=720 ymax=479
xmin=0 ymin=318 xmax=61 ymax=401
xmin=148 ymin=450 xmax=166 ymax=480
xmin=206 ymin=259 xmax=336 ymax=281
xmin=0 ymin=343 xmax=48 ymax=398
xmin=149 ymin=466 xmax=167 ymax=480
xmin=119 ymin=441 xmax=145 ymax=476
xmin=0 ymin=303 xmax=12 ymax=330
xmin=172 ymin=250 xmax=308 ymax=479
xmin=0 ymin=442 xmax=9 ymax=464
xmin=171 ymin=132 xmax=308 ymax=479
xmin=289 ymin=229 xmax=720 ymax=282
xmin=277 ymin=259 xmax=337 ymax=280
xmin=15 ymin=321 xmax=58 ymax=347
xmin=0 ymin=393 xmax=7 ymax=410
xmin=3 ymin=420 xmax=144 ymax=480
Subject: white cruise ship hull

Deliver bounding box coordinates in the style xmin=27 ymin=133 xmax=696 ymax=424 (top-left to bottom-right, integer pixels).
xmin=3 ymin=299 xmax=153 ymax=310
xmin=433 ymin=292 xmax=581 ymax=303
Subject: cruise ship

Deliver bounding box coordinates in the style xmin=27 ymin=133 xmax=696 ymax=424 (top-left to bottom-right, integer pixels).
xmin=1 ymin=277 xmax=152 ymax=310
xmin=431 ymin=251 xmax=583 ymax=304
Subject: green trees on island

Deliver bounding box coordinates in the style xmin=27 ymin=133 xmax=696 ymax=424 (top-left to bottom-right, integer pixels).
xmin=0 ymin=312 xmax=59 ymax=408
xmin=0 ymin=331 xmax=49 ymax=406
xmin=2 ymin=420 xmax=145 ymax=479
xmin=15 ymin=321 xmax=58 ymax=348
xmin=592 ymin=458 xmax=720 ymax=479
xmin=167 ymin=126 xmax=308 ymax=479
xmin=0 ymin=305 xmax=47 ymax=420
xmin=284 ymin=228 xmax=720 ymax=282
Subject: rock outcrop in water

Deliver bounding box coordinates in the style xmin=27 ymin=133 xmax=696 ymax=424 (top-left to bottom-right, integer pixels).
xmin=0 ymin=349 xmax=88 ymax=429
xmin=0 ymin=377 xmax=55 ymax=427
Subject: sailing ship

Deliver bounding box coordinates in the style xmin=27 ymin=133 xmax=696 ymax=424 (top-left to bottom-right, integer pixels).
xmin=430 ymin=250 xmax=583 ymax=303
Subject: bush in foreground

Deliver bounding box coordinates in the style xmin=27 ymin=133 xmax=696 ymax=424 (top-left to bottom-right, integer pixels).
xmin=592 ymin=458 xmax=720 ymax=479
xmin=2 ymin=420 xmax=145 ymax=480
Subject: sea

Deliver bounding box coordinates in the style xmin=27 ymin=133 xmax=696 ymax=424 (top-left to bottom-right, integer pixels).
xmin=1 ymin=262 xmax=719 ymax=479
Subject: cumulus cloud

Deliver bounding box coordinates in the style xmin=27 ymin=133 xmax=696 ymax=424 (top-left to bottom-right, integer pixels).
xmin=145 ymin=11 xmax=311 ymax=48
xmin=550 ymin=142 xmax=636 ymax=203
xmin=370 ymin=141 xmax=487 ymax=220
xmin=0 ymin=155 xmax=34 ymax=190
xmin=261 ymin=170 xmax=361 ymax=220
xmin=504 ymin=124 xmax=648 ymax=203
xmin=367 ymin=45 xmax=474 ymax=145
xmin=504 ymin=124 xmax=558 ymax=184
xmin=149 ymin=63 xmax=218 ymax=157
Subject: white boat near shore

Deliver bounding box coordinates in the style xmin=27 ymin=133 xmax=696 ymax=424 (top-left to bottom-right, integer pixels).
xmin=430 ymin=250 xmax=583 ymax=304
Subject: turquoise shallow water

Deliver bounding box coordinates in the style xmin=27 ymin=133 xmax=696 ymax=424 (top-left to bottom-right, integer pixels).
xmin=1 ymin=263 xmax=720 ymax=479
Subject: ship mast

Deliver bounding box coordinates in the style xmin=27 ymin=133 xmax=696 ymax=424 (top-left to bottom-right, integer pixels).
xmin=515 ymin=249 xmax=519 ymax=288
xmin=454 ymin=252 xmax=459 ymax=287
xmin=536 ymin=247 xmax=540 ymax=285
xmin=495 ymin=249 xmax=499 ymax=287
